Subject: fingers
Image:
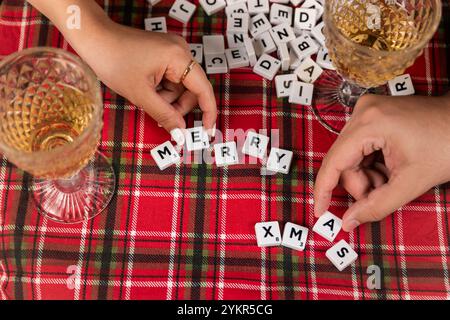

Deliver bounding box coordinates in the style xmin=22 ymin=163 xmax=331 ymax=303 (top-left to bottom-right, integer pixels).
xmin=314 ymin=134 xmax=368 ymax=217
xmin=340 ymin=169 xmax=373 ymax=200
xmin=341 ymin=169 xmax=422 ymax=232
xmin=314 ymin=164 xmax=339 ymax=218
xmin=314 ymin=121 xmax=387 ymax=218
xmin=162 ymin=35 xmax=217 ymax=130
xmin=137 ymin=86 xmax=186 ymax=132
xmin=181 ymin=62 xmax=217 ymax=130
xmin=374 ymin=162 xmax=390 ymax=178
xmin=156 ymin=82 xmax=195 ymax=129
xmin=340 ymin=164 xmax=387 ymax=201
xmin=364 ymin=168 xmax=387 ymax=188
xmin=173 ymin=90 xmax=198 ymax=116
xmin=157 ymin=81 xmax=185 ymax=104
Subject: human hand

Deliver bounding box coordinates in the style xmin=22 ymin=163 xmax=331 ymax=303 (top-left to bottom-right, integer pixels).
xmin=78 ymin=21 xmax=217 ymax=140
xmin=27 ymin=0 xmax=217 ymax=142
xmin=314 ymin=93 xmax=450 ymax=232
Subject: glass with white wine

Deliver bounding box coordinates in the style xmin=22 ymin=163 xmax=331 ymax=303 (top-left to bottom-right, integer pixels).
xmin=0 ymin=47 xmax=115 ymax=223
xmin=313 ymin=0 xmax=442 ymax=134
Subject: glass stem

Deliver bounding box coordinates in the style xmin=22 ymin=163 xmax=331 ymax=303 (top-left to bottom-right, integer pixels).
xmin=53 ymin=169 xmax=87 ymax=193
xmin=338 ymin=80 xmax=367 ymax=108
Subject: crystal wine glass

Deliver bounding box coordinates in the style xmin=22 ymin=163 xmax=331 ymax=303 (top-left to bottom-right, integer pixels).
xmin=313 ymin=0 xmax=442 ymax=134
xmin=0 ymin=47 xmax=115 ymax=223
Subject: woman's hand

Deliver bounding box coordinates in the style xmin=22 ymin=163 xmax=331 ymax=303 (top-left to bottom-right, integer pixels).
xmin=79 ymin=22 xmax=217 ymax=135
xmin=314 ymin=94 xmax=450 ymax=232
xmin=27 ymin=0 xmax=217 ymax=139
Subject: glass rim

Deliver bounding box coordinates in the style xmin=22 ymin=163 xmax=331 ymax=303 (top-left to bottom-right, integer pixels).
xmin=0 ymin=47 xmax=103 ymax=161
xmin=324 ymin=0 xmax=443 ymax=58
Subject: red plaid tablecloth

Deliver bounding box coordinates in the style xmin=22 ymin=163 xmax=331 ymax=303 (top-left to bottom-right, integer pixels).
xmin=0 ymin=0 xmax=449 ymax=300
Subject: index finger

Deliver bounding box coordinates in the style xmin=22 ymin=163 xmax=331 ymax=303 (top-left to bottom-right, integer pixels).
xmin=182 ymin=63 xmax=217 ymax=130
xmin=314 ymin=132 xmax=372 ymax=217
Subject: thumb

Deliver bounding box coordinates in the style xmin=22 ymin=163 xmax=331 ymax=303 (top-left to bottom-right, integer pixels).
xmin=138 ymin=87 xmax=186 ymax=132
xmin=341 ymin=168 xmax=426 ymax=232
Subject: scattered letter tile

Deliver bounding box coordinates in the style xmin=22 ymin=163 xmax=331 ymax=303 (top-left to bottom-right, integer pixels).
xmin=312 ymin=211 xmax=342 ymax=242
xmin=242 ymin=131 xmax=270 ymax=159
xmin=214 ymin=141 xmax=239 ymax=166
xmin=326 ymin=239 xmax=358 ymax=271
xmin=281 ymin=222 xmax=309 ymax=251
xmin=388 ymin=74 xmax=415 ymax=96
xmin=255 ymin=221 xmax=282 ymax=247
xmin=266 ymin=147 xmax=293 ymax=174
xmin=151 ymin=141 xmax=181 ymax=170
xmin=185 ymin=127 xmax=210 ymax=151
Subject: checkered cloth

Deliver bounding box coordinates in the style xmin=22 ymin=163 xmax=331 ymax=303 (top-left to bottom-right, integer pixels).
xmin=0 ymin=0 xmax=449 ymax=300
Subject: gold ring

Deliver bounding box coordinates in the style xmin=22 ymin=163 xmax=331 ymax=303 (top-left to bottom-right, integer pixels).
xmin=180 ymin=59 xmax=196 ymax=82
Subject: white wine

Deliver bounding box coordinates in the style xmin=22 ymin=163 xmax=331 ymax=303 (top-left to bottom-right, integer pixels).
xmin=314 ymin=0 xmax=440 ymax=134
xmin=28 ymin=85 xmax=94 ymax=152
xmin=335 ymin=1 xmax=418 ymax=51
xmin=0 ymin=48 xmax=115 ymax=223
xmin=0 ymin=83 xmax=99 ymax=178
xmin=325 ymin=0 xmax=423 ymax=87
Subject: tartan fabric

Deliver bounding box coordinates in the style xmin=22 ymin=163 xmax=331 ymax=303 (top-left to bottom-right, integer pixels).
xmin=0 ymin=0 xmax=449 ymax=300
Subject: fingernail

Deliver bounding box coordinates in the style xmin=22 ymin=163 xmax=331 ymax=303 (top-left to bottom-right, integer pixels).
xmin=345 ymin=219 xmax=360 ymax=232
xmin=207 ymin=123 xmax=216 ymax=139
xmin=314 ymin=208 xmax=319 ymax=218
xmin=170 ymin=128 xmax=185 ymax=146
xmin=158 ymin=123 xmax=162 ymax=128
xmin=314 ymin=205 xmax=322 ymax=218
xmin=175 ymin=144 xmax=183 ymax=154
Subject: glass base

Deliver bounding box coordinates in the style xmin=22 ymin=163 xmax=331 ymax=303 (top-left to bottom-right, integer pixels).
xmin=312 ymin=71 xmax=388 ymax=134
xmin=31 ymin=151 xmax=115 ymax=223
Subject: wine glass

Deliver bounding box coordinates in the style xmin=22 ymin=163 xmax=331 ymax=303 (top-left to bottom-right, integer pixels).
xmin=0 ymin=47 xmax=115 ymax=223
xmin=313 ymin=0 xmax=442 ymax=134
